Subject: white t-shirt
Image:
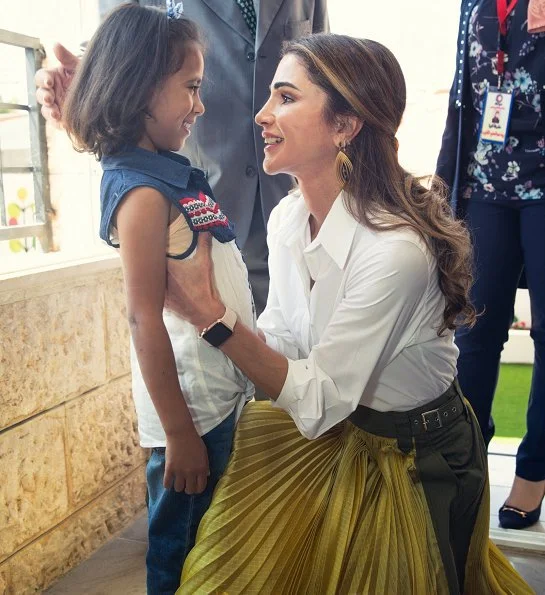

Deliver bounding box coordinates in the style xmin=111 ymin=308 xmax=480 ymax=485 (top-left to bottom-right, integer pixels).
xmin=258 ymin=190 xmax=459 ymax=440
xmin=133 ymin=237 xmax=256 ymax=447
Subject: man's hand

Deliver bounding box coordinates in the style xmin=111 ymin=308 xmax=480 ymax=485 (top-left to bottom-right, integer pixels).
xmin=35 ymin=43 xmax=80 ymax=126
xmin=164 ymin=430 xmax=209 ymax=494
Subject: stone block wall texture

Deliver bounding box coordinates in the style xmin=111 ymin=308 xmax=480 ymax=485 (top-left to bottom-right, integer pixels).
xmin=0 ymin=262 xmax=147 ymax=593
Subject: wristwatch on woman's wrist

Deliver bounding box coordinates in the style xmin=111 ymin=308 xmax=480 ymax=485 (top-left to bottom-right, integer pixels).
xmin=199 ymin=307 xmax=237 ymax=347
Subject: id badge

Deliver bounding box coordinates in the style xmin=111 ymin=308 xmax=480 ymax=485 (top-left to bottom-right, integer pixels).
xmin=478 ymin=86 xmax=514 ymax=146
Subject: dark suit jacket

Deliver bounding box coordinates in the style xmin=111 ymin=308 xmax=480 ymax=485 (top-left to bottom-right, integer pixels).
xmin=181 ymin=0 xmax=329 ymax=246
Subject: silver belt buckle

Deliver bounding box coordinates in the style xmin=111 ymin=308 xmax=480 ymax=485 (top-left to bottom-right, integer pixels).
xmin=421 ymin=408 xmax=442 ymax=431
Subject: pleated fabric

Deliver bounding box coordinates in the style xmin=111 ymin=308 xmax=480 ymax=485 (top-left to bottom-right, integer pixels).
xmin=178 ymin=402 xmax=533 ymax=595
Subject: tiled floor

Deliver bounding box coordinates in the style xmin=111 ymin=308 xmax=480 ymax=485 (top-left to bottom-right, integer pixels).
xmin=45 ymin=514 xmax=148 ymax=595
xmin=45 ymin=515 xmax=148 ymax=595
xmin=46 ymin=452 xmax=545 ymax=595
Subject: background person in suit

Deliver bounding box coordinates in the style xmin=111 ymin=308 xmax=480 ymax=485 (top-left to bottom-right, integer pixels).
xmin=36 ymin=0 xmax=329 ymax=315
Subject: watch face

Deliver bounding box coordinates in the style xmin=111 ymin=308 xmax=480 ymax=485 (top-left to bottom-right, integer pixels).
xmin=202 ymin=322 xmax=233 ymax=347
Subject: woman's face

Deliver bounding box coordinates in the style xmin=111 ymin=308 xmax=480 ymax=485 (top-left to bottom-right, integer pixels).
xmin=255 ymin=54 xmax=339 ymax=181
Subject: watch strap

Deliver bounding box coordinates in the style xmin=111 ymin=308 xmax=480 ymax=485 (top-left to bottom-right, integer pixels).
xmin=199 ymin=306 xmax=237 ymax=339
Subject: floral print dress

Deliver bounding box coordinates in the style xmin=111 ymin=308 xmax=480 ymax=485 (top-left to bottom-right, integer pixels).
xmin=463 ymin=0 xmax=545 ymax=201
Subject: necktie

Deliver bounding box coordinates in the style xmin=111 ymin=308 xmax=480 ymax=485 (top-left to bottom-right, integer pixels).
xmin=235 ymin=0 xmax=257 ymax=39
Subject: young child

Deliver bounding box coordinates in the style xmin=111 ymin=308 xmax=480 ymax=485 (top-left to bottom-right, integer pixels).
xmin=62 ymin=3 xmax=255 ymax=593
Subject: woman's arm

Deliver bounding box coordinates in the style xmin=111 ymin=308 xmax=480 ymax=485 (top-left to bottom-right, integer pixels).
xmin=166 ymin=234 xmax=429 ymax=439
xmin=256 ymin=218 xmax=303 ymax=359
xmin=166 ymin=233 xmax=290 ymax=396
xmin=116 ymin=187 xmax=208 ymax=494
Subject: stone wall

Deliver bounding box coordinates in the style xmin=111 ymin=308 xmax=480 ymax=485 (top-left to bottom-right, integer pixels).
xmin=0 ymin=257 xmax=147 ymax=594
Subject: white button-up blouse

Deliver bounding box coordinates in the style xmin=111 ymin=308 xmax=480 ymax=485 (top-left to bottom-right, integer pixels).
xmin=258 ymin=190 xmax=459 ymax=439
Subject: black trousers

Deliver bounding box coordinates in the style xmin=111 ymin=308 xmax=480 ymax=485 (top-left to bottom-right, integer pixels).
xmin=350 ymin=383 xmax=488 ymax=594
xmin=456 ymin=199 xmax=545 ymax=481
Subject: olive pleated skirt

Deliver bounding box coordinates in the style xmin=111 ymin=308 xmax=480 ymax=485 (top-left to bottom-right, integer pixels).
xmin=178 ymin=400 xmax=532 ymax=594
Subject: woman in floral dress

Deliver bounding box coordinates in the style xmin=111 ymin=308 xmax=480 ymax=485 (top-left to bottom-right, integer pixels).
xmin=436 ymin=0 xmax=545 ymax=529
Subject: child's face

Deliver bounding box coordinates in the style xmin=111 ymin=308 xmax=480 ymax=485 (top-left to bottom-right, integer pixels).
xmin=141 ymin=42 xmax=205 ymax=152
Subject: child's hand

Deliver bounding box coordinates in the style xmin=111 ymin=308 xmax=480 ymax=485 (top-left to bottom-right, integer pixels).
xmin=164 ymin=430 xmax=209 ymax=494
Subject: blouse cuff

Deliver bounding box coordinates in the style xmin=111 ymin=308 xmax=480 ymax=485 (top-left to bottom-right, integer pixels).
xmin=273 ymin=358 xmax=300 ymax=412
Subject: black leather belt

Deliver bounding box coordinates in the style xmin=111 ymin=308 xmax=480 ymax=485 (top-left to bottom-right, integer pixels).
xmin=348 ymin=380 xmax=467 ymax=439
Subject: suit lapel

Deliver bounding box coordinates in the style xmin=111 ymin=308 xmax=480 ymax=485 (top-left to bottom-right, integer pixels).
xmin=200 ymin=0 xmax=254 ymax=46
xmin=256 ymin=0 xmax=285 ymax=51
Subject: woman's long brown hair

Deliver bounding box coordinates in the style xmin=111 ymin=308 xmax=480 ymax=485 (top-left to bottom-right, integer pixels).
xmin=283 ymin=35 xmax=475 ymax=335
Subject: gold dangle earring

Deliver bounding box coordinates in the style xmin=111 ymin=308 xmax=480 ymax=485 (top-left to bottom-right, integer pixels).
xmin=335 ymin=141 xmax=353 ymax=188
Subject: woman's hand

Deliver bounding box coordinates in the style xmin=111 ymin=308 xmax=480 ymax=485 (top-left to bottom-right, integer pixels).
xmin=165 ymin=232 xmax=225 ymax=331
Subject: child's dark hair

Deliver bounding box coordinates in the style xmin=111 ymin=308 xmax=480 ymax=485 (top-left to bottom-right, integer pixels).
xmin=63 ymin=4 xmax=202 ymax=159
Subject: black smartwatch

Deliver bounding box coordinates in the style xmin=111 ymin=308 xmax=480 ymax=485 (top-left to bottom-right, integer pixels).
xmin=199 ymin=307 xmax=237 ymax=347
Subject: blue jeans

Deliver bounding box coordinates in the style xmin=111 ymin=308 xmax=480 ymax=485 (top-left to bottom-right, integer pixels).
xmin=146 ymin=409 xmax=237 ymax=595
xmin=455 ymin=198 xmax=545 ymax=481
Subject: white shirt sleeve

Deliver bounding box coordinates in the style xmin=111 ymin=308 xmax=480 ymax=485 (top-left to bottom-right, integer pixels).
xmin=258 ymin=286 xmax=303 ymax=360
xmin=274 ymin=240 xmax=430 ymax=439
xmin=257 ymin=207 xmax=303 ymax=360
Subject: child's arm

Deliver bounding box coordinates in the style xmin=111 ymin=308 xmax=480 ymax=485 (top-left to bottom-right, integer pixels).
xmin=116 ymin=186 xmax=209 ymax=495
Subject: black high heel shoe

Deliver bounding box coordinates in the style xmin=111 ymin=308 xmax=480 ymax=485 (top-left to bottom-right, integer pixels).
xmin=499 ymin=500 xmax=543 ymax=530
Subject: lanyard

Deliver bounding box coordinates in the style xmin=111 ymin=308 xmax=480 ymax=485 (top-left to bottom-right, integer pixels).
xmin=496 ymin=0 xmax=518 ymax=84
